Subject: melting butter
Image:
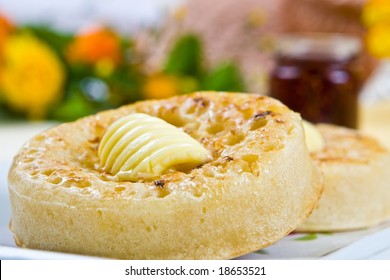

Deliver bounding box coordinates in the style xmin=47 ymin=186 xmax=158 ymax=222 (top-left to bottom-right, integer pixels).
xmin=98 ymin=113 xmax=210 ymax=181
xmin=302 ymin=120 xmax=325 ymax=153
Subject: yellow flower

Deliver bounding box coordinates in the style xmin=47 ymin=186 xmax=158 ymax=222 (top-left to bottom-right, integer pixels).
xmin=363 ymin=0 xmax=390 ymax=58
xmin=362 ymin=0 xmax=390 ymax=27
xmin=0 ymin=34 xmax=65 ymax=119
xmin=366 ymin=21 xmax=390 ymax=58
xmin=142 ymin=74 xmax=180 ymax=99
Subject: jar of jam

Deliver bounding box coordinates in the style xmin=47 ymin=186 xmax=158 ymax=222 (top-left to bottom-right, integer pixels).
xmin=270 ymin=33 xmax=362 ymax=128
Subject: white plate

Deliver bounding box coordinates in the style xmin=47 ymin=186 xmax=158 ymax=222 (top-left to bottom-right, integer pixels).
xmin=1 ymin=158 xmax=390 ymax=260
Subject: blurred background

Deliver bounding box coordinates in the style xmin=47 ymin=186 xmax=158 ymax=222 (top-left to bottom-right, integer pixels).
xmin=0 ymin=0 xmax=389 ymax=156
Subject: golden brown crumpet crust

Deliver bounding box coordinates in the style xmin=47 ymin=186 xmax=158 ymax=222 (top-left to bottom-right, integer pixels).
xmin=8 ymin=92 xmax=322 ymax=259
xmin=299 ymin=124 xmax=390 ymax=232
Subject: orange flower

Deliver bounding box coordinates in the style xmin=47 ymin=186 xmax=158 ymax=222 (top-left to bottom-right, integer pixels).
xmin=0 ymin=12 xmax=13 ymax=56
xmin=66 ymin=28 xmax=121 ymax=67
xmin=142 ymin=74 xmax=180 ymax=99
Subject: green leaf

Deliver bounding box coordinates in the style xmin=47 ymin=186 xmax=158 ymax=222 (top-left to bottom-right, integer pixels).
xmin=0 ymin=103 xmax=26 ymax=121
xmin=164 ymin=34 xmax=202 ymax=76
xmin=104 ymin=68 xmax=143 ymax=104
xmin=68 ymin=64 xmax=95 ymax=80
xmin=19 ymin=25 xmax=73 ymax=59
xmin=201 ymin=62 xmax=246 ymax=92
xmin=295 ymin=233 xmax=318 ymax=241
xmin=49 ymin=91 xmax=94 ymax=122
xmin=0 ymin=108 xmax=15 ymax=121
xmin=178 ymin=76 xmax=199 ymax=94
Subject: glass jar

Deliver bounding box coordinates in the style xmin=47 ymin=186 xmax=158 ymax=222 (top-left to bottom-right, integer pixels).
xmin=270 ymin=33 xmax=362 ymax=128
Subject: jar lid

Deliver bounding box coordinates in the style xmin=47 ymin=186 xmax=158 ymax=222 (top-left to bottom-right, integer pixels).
xmin=275 ymin=33 xmax=361 ymax=60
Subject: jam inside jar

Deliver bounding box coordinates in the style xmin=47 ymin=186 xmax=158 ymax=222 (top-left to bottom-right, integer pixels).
xmin=270 ymin=33 xmax=362 ymax=128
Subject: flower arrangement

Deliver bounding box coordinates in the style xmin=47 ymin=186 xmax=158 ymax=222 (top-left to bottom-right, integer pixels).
xmin=0 ymin=13 xmax=245 ymax=121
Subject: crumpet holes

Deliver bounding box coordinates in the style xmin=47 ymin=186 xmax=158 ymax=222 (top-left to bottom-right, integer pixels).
xmin=207 ymin=123 xmax=224 ymax=134
xmin=48 ymin=176 xmax=62 ymax=185
xmin=241 ymin=154 xmax=259 ymax=164
xmin=242 ymin=107 xmax=255 ymax=120
xmin=42 ymin=169 xmax=55 ymax=176
xmin=26 ymin=149 xmax=38 ymax=155
xmin=225 ymin=131 xmax=245 ymax=146
xmin=250 ymin=118 xmax=269 ymax=131
xmin=156 ymin=188 xmax=171 ymax=198
xmin=185 ymin=104 xmax=196 ymax=114
xmin=183 ymin=97 xmax=209 ymax=116
xmin=97 ymin=209 xmax=103 ymax=218
xmin=34 ymin=135 xmax=45 ymax=141
xmin=22 ymin=157 xmax=34 ymax=163
xmin=241 ymin=154 xmax=260 ymax=173
xmin=29 ymin=168 xmax=39 ymax=176
xmin=114 ymin=186 xmax=126 ymax=193
xmin=250 ymin=111 xmax=272 ymax=131
xmin=62 ymin=177 xmax=92 ymax=188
